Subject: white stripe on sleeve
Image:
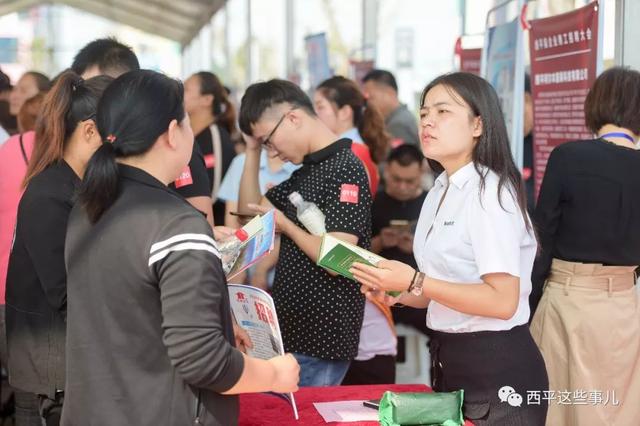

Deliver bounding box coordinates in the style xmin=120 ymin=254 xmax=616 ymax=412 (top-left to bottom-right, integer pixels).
xmin=148 ymin=241 xmax=221 ymax=266
xmin=150 ymin=233 xmax=217 ymax=255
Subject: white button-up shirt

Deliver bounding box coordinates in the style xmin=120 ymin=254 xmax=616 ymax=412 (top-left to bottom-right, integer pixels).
xmin=413 ymin=161 xmax=536 ymax=332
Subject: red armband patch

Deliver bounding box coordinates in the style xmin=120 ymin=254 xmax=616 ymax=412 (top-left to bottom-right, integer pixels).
xmin=174 ymin=166 xmax=193 ymax=188
xmin=340 ymin=184 xmax=359 ymax=204
xmin=204 ymin=154 xmax=215 ymax=169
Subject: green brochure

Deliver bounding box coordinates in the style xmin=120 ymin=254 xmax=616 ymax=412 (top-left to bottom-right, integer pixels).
xmin=317 ymin=234 xmax=401 ymax=296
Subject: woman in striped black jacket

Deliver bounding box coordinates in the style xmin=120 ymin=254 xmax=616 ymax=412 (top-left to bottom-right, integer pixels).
xmin=62 ymin=70 xmax=299 ymax=426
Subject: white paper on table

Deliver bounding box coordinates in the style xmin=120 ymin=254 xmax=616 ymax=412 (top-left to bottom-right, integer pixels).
xmin=313 ymin=400 xmax=379 ymax=423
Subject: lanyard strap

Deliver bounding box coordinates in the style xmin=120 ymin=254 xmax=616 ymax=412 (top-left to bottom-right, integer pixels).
xmin=19 ymin=133 xmax=29 ymax=164
xmin=600 ymin=132 xmax=636 ymax=144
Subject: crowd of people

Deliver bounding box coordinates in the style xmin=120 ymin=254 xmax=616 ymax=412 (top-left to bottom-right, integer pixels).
xmin=0 ymin=36 xmax=638 ymax=426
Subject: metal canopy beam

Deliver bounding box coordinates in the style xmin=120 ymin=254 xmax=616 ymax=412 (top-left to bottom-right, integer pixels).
xmin=0 ymin=0 xmax=227 ymax=46
xmin=53 ymin=0 xmax=185 ymax=41
xmin=89 ymin=0 xmax=196 ymax=28
xmin=178 ymin=0 xmax=225 ymax=46
xmin=128 ymin=0 xmax=201 ymax=20
xmin=0 ymin=0 xmax=39 ymax=16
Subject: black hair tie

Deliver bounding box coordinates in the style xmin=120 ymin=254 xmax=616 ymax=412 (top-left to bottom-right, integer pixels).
xmin=71 ymin=77 xmax=85 ymax=92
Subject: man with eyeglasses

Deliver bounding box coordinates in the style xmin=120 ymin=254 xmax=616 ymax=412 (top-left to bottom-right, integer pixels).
xmin=237 ymin=79 xmax=372 ymax=387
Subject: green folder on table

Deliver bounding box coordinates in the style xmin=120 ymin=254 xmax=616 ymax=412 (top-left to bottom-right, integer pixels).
xmin=379 ymin=390 xmax=465 ymax=426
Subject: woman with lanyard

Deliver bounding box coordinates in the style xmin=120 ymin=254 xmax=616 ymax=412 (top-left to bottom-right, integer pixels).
xmin=62 ymin=70 xmax=298 ymax=425
xmin=530 ymin=67 xmax=640 ymax=426
xmin=350 ymin=72 xmax=548 ymax=425
xmin=5 ymin=71 xmax=112 ymax=425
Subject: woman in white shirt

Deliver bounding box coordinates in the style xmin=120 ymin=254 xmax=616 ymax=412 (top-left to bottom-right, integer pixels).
xmin=351 ymin=72 xmax=548 ymax=425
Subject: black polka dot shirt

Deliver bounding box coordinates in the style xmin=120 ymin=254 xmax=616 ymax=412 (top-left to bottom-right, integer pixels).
xmin=266 ymin=139 xmax=371 ymax=360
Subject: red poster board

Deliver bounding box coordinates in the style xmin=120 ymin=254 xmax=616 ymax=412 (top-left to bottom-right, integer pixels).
xmin=454 ymin=37 xmax=482 ymax=75
xmin=460 ymin=49 xmax=482 ymax=75
xmin=529 ymin=1 xmax=599 ymax=196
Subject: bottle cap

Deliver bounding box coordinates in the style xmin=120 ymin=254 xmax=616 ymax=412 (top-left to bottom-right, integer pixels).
xmin=235 ymin=228 xmax=249 ymax=242
xmin=288 ymin=191 xmax=303 ymax=205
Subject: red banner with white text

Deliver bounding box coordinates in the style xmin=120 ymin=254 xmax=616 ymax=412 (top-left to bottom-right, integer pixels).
xmin=460 ymin=49 xmax=482 ymax=75
xmin=529 ymin=1 xmax=599 ymax=196
xmin=454 ymin=37 xmax=482 ymax=75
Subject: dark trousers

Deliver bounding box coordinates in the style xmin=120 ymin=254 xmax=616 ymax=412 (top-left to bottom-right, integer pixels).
xmin=1 ymin=305 xmax=41 ymax=426
xmin=341 ymin=355 xmax=396 ymax=385
xmin=14 ymin=391 xmax=41 ymax=426
xmin=429 ymin=325 xmax=548 ymax=426
xmin=391 ymin=306 xmax=429 ymax=336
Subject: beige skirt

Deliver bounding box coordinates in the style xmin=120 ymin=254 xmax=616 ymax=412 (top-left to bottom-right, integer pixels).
xmin=530 ymin=259 xmax=640 ymax=426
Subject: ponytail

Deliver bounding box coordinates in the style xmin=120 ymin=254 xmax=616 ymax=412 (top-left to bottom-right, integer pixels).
xmin=78 ymin=142 xmax=119 ymax=223
xmin=357 ymin=103 xmax=389 ymax=164
xmin=195 ymin=71 xmax=237 ymax=136
xmin=78 ymin=70 xmax=186 ymax=223
xmin=317 ymin=76 xmax=390 ymax=164
xmin=23 ymin=72 xmax=79 ymax=188
xmin=23 ymin=71 xmax=113 ymax=188
xmin=216 ymin=97 xmax=237 ymax=136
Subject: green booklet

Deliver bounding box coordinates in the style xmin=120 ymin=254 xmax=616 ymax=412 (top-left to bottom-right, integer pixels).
xmin=317 ymin=234 xmax=384 ymax=280
xmin=316 ymin=235 xmax=400 ymax=298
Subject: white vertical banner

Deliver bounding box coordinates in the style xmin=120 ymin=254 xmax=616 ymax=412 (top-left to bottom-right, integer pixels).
xmin=481 ymin=0 xmax=525 ymax=169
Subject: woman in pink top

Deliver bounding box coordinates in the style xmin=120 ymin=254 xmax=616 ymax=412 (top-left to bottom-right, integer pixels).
xmin=0 ymin=93 xmax=44 ymax=302
xmin=0 ymin=131 xmax=35 ymax=299
xmin=0 ymin=92 xmax=44 ymax=425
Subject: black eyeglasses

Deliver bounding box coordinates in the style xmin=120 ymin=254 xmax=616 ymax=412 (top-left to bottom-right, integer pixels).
xmin=262 ymin=108 xmax=296 ymax=148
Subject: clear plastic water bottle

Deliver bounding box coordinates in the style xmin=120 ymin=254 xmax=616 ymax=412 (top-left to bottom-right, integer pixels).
xmin=288 ymin=191 xmax=326 ymax=236
xmin=218 ymin=228 xmax=249 ymax=273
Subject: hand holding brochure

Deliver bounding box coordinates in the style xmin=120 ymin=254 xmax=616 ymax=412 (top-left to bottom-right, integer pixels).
xmin=317 ymin=234 xmax=400 ymax=296
xmin=222 ymin=210 xmax=276 ymax=281
xmin=227 ymin=284 xmax=299 ymax=419
xmin=317 ymin=234 xmax=384 ymax=279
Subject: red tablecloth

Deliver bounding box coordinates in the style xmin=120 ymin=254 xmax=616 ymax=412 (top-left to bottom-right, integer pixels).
xmin=239 ymin=384 xmax=474 ymax=425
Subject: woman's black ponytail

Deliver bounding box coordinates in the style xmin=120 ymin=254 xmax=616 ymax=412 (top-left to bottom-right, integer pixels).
xmin=24 ymin=72 xmax=112 ymax=188
xmin=78 ymin=69 xmax=185 ymax=224
xmin=78 ymin=141 xmax=119 ymax=223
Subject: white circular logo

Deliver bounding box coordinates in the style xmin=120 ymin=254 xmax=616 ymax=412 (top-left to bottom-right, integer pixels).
xmin=498 ymin=385 xmax=516 ymax=403
xmin=507 ymin=393 xmax=523 ymax=407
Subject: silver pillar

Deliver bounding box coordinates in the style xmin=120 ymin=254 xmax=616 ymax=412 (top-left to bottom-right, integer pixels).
xmin=615 ymin=0 xmax=640 ymax=68
xmin=285 ymin=0 xmax=295 ymax=78
xmin=246 ymin=0 xmax=253 ymax=86
xmin=362 ymin=0 xmax=378 ymax=61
